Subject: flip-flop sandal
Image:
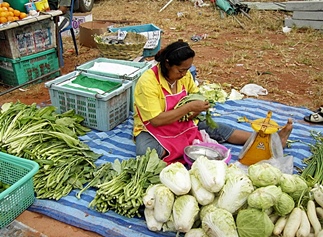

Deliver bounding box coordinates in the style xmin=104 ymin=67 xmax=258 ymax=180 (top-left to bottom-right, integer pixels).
xmin=314 ymin=106 xmax=323 ymax=113
xmin=304 ymin=110 xmax=323 ymax=124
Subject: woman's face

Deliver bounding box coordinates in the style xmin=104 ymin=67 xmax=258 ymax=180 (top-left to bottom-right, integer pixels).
xmin=167 ymin=57 xmax=194 ymax=81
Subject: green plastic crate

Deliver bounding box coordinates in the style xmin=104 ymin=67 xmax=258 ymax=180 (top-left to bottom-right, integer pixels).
xmin=0 ymin=48 xmax=60 ymax=86
xmin=76 ymin=58 xmax=152 ymax=112
xmin=0 ymin=152 xmax=39 ymax=229
xmin=45 ymin=71 xmax=132 ymax=131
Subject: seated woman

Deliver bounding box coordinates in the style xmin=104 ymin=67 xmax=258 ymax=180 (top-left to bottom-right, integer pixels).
xmin=133 ymin=40 xmax=293 ymax=164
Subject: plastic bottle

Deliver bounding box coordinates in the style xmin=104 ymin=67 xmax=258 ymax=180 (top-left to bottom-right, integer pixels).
xmin=6 ymin=0 xmax=29 ymax=13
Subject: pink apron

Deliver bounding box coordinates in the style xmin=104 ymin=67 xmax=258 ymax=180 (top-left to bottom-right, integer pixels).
xmin=136 ymin=65 xmax=202 ymax=165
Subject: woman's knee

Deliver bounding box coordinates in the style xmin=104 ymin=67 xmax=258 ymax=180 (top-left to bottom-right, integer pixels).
xmin=135 ymin=132 xmax=165 ymax=157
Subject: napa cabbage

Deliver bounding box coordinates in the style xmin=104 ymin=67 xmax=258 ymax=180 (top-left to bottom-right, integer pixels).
xmin=153 ymin=185 xmax=175 ymax=223
xmin=217 ymin=174 xmax=254 ymax=213
xmin=191 ymin=156 xmax=227 ymax=193
xmin=202 ymin=207 xmax=239 ymax=237
xmin=189 ymin=171 xmax=215 ymax=206
xmin=159 ymin=162 xmax=191 ymax=196
xmin=173 ymin=195 xmax=199 ymax=233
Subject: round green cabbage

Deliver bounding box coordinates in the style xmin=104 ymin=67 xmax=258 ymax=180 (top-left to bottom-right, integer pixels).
xmin=288 ymin=175 xmax=308 ymax=202
xmin=279 ymin=173 xmax=297 ymax=193
xmin=247 ymin=185 xmax=282 ymax=211
xmin=274 ymin=192 xmax=295 ymax=216
xmin=236 ymin=208 xmax=274 ymax=237
xmin=248 ymin=163 xmax=282 ymax=187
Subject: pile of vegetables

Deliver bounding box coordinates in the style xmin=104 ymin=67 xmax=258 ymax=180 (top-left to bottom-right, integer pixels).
xmin=0 ymin=181 xmax=10 ymax=193
xmin=86 ymin=148 xmax=167 ymax=218
xmin=142 ymin=158 xmax=323 ymax=237
xmin=0 ymin=102 xmax=101 ymax=200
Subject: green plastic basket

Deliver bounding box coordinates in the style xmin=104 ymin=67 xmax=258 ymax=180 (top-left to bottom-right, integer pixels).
xmin=0 ymin=48 xmax=60 ymax=86
xmin=0 ymin=152 xmax=39 ymax=229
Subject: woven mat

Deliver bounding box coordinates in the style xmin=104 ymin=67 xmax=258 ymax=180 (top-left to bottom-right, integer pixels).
xmin=28 ymin=98 xmax=323 ymax=237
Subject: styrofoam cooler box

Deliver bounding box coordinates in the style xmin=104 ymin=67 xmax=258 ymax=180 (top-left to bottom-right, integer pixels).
xmin=45 ymin=71 xmax=132 ymax=131
xmin=0 ymin=18 xmax=56 ymax=59
xmin=76 ymin=58 xmax=152 ymax=111
xmin=109 ymin=24 xmax=162 ymax=57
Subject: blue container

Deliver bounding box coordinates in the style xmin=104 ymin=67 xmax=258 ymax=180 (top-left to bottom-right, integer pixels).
xmin=109 ymin=24 xmax=162 ymax=58
xmin=189 ymin=65 xmax=196 ymax=81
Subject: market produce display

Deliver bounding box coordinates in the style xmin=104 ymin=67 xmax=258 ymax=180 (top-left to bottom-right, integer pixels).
xmin=0 ymin=2 xmax=27 ymax=24
xmin=140 ymin=153 xmax=323 ymax=237
xmin=0 ymin=102 xmax=101 ymax=200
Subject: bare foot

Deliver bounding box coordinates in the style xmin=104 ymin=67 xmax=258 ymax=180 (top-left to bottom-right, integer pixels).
xmin=278 ymin=118 xmax=293 ymax=148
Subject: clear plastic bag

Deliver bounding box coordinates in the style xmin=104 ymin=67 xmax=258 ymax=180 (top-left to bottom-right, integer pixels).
xmin=237 ymin=132 xmax=293 ymax=174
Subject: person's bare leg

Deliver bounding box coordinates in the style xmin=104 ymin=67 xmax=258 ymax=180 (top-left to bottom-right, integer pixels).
xmin=226 ymin=118 xmax=293 ymax=147
xmin=278 ymin=118 xmax=293 ymax=148
xmin=226 ymin=130 xmax=251 ymax=145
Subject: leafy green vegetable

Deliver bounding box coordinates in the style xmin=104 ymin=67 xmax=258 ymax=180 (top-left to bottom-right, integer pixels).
xmin=198 ymin=83 xmax=228 ymax=103
xmin=89 ymin=148 xmax=167 ymax=218
xmin=160 ymin=162 xmax=191 ymax=196
xmin=273 ymin=192 xmax=295 ymax=216
xmin=247 ymin=185 xmax=282 ymax=211
xmin=202 ymin=207 xmax=238 ymax=237
xmin=0 ymin=102 xmax=98 ymax=200
xmin=217 ymin=174 xmax=254 ymax=214
xmin=173 ymin=195 xmax=200 ymax=233
xmin=236 ymin=208 xmax=274 ymax=237
xmin=248 ymin=163 xmax=282 ymax=187
xmin=174 ymin=93 xmax=218 ymax=129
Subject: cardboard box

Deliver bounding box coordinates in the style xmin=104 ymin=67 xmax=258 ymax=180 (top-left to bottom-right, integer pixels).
xmin=60 ymin=13 xmax=93 ymax=37
xmin=0 ymin=18 xmax=56 ymax=59
xmin=79 ymin=21 xmax=113 ymax=48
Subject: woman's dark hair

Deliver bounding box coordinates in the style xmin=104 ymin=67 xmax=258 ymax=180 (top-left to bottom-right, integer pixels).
xmin=155 ymin=41 xmax=195 ymax=79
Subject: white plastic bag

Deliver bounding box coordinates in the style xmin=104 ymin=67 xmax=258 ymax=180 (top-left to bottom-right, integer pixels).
xmin=240 ymin=84 xmax=268 ymax=97
xmin=193 ymin=129 xmax=218 ymax=145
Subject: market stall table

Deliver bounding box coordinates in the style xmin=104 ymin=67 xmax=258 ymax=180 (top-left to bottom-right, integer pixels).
xmin=0 ymin=10 xmax=62 ymax=96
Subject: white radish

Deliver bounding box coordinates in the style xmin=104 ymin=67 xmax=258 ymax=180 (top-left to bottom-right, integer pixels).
xmin=317 ymin=229 xmax=323 ymax=237
xmin=283 ymin=207 xmax=302 ymax=237
xmin=273 ymin=215 xmax=288 ymax=235
xmin=316 ymin=207 xmax=323 ymax=219
xmin=307 ymin=200 xmax=322 ymax=236
xmin=296 ymin=209 xmax=311 ymax=237
xmin=312 ymin=184 xmax=323 ymax=208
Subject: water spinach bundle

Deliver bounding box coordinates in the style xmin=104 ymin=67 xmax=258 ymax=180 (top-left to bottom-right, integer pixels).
xmin=0 ymin=102 xmax=101 ymax=200
xmin=88 ymin=148 xmax=167 ymax=218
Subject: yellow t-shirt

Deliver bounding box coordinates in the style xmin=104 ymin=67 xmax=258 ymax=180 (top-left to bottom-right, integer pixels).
xmin=133 ymin=64 xmax=199 ymax=137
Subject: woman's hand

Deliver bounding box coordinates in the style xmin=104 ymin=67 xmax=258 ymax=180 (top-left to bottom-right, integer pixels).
xmin=187 ymin=100 xmax=210 ymax=114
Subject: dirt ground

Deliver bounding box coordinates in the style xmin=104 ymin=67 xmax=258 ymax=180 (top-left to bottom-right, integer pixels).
xmin=1 ymin=0 xmax=323 ymax=236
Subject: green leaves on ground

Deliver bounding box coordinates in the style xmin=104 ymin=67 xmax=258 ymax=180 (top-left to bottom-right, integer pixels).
xmin=88 ymin=148 xmax=167 ymax=218
xmin=0 ymin=102 xmax=100 ymax=200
